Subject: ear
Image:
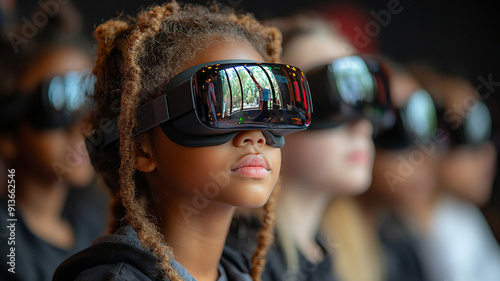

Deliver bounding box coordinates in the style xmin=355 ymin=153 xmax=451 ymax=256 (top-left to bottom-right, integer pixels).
xmin=134 ymin=136 xmax=156 ymax=173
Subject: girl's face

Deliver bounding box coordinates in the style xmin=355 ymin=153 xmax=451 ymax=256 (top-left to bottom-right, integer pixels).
xmin=438 ymin=142 xmax=496 ymax=206
xmin=279 ymin=31 xmax=374 ymax=195
xmin=369 ymin=147 xmax=437 ymax=209
xmin=368 ymin=73 xmax=437 ymax=209
xmin=281 ymin=121 xmax=374 ymax=194
xmin=145 ymin=40 xmax=281 ymax=208
xmin=435 ymin=77 xmax=498 ymax=206
xmin=9 ymin=47 xmax=94 ymax=185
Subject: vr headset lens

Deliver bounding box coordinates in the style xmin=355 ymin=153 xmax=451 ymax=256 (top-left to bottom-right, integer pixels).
xmin=33 ymin=71 xmax=95 ymax=129
xmin=332 ymin=56 xmax=376 ymax=105
xmin=0 ymin=71 xmax=94 ymax=131
xmin=47 ymin=71 xmax=94 ymax=114
xmin=192 ymin=63 xmax=310 ymax=130
xmin=374 ymin=89 xmax=437 ymax=149
xmin=401 ymin=89 xmax=437 ymax=140
xmin=306 ymin=55 xmax=393 ymax=129
xmin=464 ymin=101 xmax=491 ymax=145
xmin=443 ymin=100 xmax=492 ymax=147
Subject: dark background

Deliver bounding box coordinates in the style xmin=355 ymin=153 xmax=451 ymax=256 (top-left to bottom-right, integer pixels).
xmin=15 ymin=0 xmax=500 ymax=85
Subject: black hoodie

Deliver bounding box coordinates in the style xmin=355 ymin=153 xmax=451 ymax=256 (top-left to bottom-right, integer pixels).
xmin=53 ymin=226 xmax=253 ymax=281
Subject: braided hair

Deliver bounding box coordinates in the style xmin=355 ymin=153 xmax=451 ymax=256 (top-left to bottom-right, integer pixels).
xmin=90 ymin=2 xmax=281 ymax=280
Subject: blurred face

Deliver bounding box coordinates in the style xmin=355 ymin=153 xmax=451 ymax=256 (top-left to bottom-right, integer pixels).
xmin=368 ymin=72 xmax=438 ymax=208
xmin=437 ymin=75 xmax=497 ymax=206
xmin=282 ymin=120 xmax=374 ymax=195
xmin=146 ymin=40 xmax=281 ymax=208
xmin=369 ymin=147 xmax=438 ymax=209
xmin=439 ymin=142 xmax=496 ymax=206
xmin=11 ymin=47 xmax=94 ymax=185
xmin=279 ymin=30 xmax=374 ymax=195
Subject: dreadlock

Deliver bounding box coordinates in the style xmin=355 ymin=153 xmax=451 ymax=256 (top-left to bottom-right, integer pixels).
xmin=89 ymin=1 xmax=281 ymax=280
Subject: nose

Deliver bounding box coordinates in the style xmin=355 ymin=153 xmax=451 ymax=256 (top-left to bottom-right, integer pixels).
xmin=233 ymin=130 xmax=266 ymax=147
xmin=348 ymin=119 xmax=373 ymax=137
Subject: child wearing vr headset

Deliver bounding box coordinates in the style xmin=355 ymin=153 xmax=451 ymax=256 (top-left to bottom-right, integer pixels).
xmin=54 ymin=1 xmax=312 ymax=281
xmin=407 ymin=63 xmax=500 ymax=281
xmin=0 ymin=3 xmax=108 ymax=281
xmin=227 ymin=15 xmax=394 ymax=281
xmin=319 ymin=61 xmax=436 ymax=281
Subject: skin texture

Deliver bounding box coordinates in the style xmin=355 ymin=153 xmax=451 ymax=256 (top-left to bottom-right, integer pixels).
xmin=277 ymin=28 xmax=375 ymax=262
xmin=0 ymin=46 xmax=94 ymax=249
xmin=135 ymin=40 xmax=281 ymax=281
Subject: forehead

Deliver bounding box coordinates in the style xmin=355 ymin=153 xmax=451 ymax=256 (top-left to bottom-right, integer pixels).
xmin=390 ymin=72 xmax=422 ymax=108
xmin=19 ymin=46 xmax=90 ymax=92
xmin=187 ymin=40 xmax=264 ymax=69
xmin=282 ymin=31 xmax=355 ymax=72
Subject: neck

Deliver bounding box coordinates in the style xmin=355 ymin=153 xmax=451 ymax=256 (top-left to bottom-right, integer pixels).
xmin=17 ymin=169 xmax=68 ymax=221
xmin=357 ymin=188 xmax=438 ymax=236
xmin=279 ymin=180 xmax=332 ymax=262
xmin=356 ymin=196 xmax=379 ymax=235
xmin=399 ymin=191 xmax=440 ymax=236
xmin=157 ymin=196 xmax=235 ymax=281
xmin=15 ymin=169 xmax=75 ymax=249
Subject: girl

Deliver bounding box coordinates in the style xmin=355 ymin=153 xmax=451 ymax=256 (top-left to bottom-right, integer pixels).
xmin=54 ymin=2 xmax=311 ymax=281
xmin=332 ymin=63 xmax=438 ymax=281
xmin=408 ymin=63 xmax=500 ymax=281
xmin=228 ymin=15 xmax=392 ymax=281
xmin=0 ymin=3 xmax=108 ymax=281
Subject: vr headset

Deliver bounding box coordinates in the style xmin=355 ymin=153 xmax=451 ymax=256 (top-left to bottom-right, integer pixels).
xmin=438 ymin=100 xmax=492 ymax=147
xmin=0 ymin=71 xmax=94 ymax=132
xmin=374 ymin=89 xmax=438 ymax=149
xmin=305 ymin=55 xmax=394 ymax=130
xmin=85 ymin=60 xmax=313 ymax=164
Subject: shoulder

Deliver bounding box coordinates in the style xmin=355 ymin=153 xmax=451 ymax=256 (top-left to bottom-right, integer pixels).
xmin=74 ymin=262 xmax=153 ymax=281
xmin=220 ymin=246 xmax=253 ymax=281
xmin=53 ymin=227 xmax=162 ymax=281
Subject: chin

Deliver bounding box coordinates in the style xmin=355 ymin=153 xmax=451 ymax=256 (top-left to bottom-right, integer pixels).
xmin=218 ymin=181 xmax=276 ymax=208
xmin=337 ymin=183 xmax=371 ymax=196
xmin=335 ymin=174 xmax=372 ymax=195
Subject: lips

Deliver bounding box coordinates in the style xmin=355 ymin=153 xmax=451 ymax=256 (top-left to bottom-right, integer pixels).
xmin=231 ymin=154 xmax=271 ymax=179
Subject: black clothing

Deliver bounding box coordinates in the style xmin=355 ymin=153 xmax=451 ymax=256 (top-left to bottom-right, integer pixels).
xmin=53 ymin=226 xmax=253 ymax=281
xmin=226 ymin=215 xmax=339 ymax=281
xmin=0 ymin=186 xmax=108 ymax=281
xmin=378 ymin=213 xmax=426 ymax=281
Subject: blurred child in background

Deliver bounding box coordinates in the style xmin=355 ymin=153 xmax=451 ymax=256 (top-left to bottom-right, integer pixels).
xmin=227 ymin=15 xmax=394 ymax=281
xmin=0 ymin=3 xmax=108 ymax=281
xmin=409 ymin=63 xmax=500 ymax=281
xmin=327 ymin=62 xmax=435 ymax=281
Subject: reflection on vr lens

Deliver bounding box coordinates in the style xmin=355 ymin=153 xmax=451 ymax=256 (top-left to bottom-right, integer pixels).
xmin=464 ymin=101 xmax=491 ymax=145
xmin=47 ymin=71 xmax=95 ymax=114
xmin=194 ymin=63 xmax=310 ymax=130
xmin=305 ymin=55 xmax=393 ymax=129
xmin=374 ymin=89 xmax=437 ymax=149
xmin=401 ymin=89 xmax=437 ymax=140
xmin=332 ymin=56 xmax=375 ymax=105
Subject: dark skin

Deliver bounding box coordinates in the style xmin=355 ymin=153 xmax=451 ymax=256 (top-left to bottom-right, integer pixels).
xmin=0 ymin=46 xmax=93 ymax=249
xmin=359 ymin=71 xmax=439 ymax=235
xmin=135 ymin=40 xmax=281 ymax=281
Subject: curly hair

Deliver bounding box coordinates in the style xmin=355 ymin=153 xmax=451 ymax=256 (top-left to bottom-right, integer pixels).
xmin=89 ymin=1 xmax=281 ymax=280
